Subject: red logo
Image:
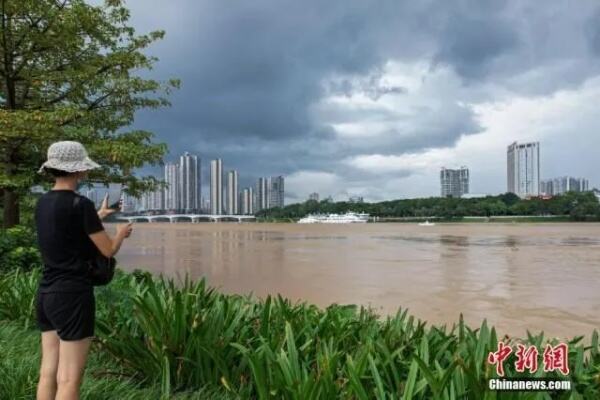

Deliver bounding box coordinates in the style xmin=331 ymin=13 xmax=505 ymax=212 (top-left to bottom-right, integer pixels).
xmin=488 ymin=342 xmax=513 ymax=376
xmin=515 ymin=344 xmax=539 ymax=373
xmin=487 ymin=342 xmax=569 ymax=377
xmin=543 ymin=343 xmax=570 ymax=376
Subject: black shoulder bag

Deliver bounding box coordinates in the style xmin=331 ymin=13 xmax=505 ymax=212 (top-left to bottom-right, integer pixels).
xmin=73 ymin=196 xmax=116 ymax=286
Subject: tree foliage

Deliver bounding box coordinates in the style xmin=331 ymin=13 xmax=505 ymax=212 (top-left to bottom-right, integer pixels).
xmin=258 ymin=192 xmax=600 ymax=221
xmin=0 ymin=0 xmax=179 ymax=227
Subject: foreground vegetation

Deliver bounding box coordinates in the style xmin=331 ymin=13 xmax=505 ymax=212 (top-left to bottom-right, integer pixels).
xmin=1 ymin=268 xmax=599 ymax=399
xmin=257 ymin=192 xmax=600 ymax=222
xmin=1 ymin=227 xmax=599 ymax=399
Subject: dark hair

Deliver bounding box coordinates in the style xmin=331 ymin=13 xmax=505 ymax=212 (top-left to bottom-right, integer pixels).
xmin=43 ymin=167 xmax=76 ymax=178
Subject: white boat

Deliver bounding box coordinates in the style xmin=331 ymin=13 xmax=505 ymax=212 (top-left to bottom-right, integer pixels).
xmin=418 ymin=220 xmax=435 ymax=226
xmin=298 ymin=212 xmax=370 ymax=224
xmin=297 ymin=215 xmax=320 ymax=224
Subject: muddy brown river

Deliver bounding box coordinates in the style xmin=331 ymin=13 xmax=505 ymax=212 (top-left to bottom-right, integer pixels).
xmin=112 ymin=222 xmax=600 ymax=339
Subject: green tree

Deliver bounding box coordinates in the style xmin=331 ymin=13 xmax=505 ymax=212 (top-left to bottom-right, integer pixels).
xmin=0 ymin=0 xmax=179 ymax=227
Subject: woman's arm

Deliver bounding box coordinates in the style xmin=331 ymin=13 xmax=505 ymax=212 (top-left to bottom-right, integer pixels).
xmin=97 ymin=194 xmax=121 ymax=220
xmin=88 ymin=223 xmax=132 ymax=258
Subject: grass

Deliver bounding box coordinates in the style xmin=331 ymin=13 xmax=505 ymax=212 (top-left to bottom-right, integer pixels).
xmin=1 ymin=268 xmax=599 ymax=399
xmin=0 ymin=322 xmax=235 ymax=400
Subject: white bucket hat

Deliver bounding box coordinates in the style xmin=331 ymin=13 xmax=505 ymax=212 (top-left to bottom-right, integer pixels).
xmin=38 ymin=141 xmax=101 ymax=173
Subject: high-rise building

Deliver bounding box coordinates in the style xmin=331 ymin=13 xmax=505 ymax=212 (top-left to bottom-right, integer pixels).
xmin=121 ymin=192 xmax=138 ymax=214
xmin=210 ymin=159 xmax=223 ymax=215
xmin=164 ymin=162 xmax=179 ymax=211
xmin=141 ymin=187 xmax=164 ymax=212
xmin=540 ymin=180 xmax=553 ymax=196
xmin=226 ymin=170 xmax=239 ymax=215
xmin=507 ymin=141 xmax=540 ymax=198
xmin=179 ymin=152 xmax=200 ymax=213
xmin=308 ymin=192 xmax=319 ymax=202
xmin=440 ymin=167 xmax=470 ymax=198
xmin=200 ymin=196 xmax=210 ymax=214
xmin=541 ymin=176 xmax=590 ymax=196
xmin=84 ymin=188 xmax=100 ymax=207
xmin=581 ymin=178 xmax=590 ymax=192
xmin=255 ymin=177 xmax=269 ymax=211
xmin=268 ymin=176 xmax=285 ymax=208
xmin=241 ymin=187 xmax=254 ymax=215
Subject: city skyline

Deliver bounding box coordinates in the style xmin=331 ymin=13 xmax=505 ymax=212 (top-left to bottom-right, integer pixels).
xmin=125 ymin=136 xmax=600 ymax=213
xmin=131 ymin=152 xmax=286 ymax=214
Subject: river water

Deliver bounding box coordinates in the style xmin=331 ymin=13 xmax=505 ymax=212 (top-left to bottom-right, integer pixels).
xmin=113 ymin=222 xmax=600 ymax=339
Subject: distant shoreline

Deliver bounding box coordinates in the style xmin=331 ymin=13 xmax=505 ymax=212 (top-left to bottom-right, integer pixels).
xmin=255 ymin=215 xmax=595 ymax=223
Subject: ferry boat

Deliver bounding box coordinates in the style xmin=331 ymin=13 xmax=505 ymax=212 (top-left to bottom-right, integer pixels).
xmin=418 ymin=220 xmax=435 ymax=227
xmin=297 ymin=212 xmax=370 ymax=224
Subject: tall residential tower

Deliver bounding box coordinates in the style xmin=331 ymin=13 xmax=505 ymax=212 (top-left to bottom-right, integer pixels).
xmin=269 ymin=176 xmax=285 ymax=208
xmin=255 ymin=177 xmax=269 ymax=211
xmin=179 ymin=152 xmax=200 ymax=213
xmin=210 ymin=159 xmax=223 ymax=215
xmin=164 ymin=162 xmax=180 ymax=211
xmin=226 ymin=170 xmax=239 ymax=214
xmin=507 ymin=141 xmax=540 ymax=198
xmin=440 ymin=167 xmax=469 ymax=198
xmin=241 ymin=187 xmax=254 ymax=215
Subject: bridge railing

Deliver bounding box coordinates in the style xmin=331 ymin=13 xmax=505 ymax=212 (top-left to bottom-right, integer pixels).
xmin=118 ymin=214 xmax=256 ymax=223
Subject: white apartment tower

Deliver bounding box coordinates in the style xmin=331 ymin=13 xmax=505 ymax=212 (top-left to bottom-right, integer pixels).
xmin=164 ymin=162 xmax=180 ymax=211
xmin=440 ymin=167 xmax=469 ymax=198
xmin=179 ymin=152 xmax=200 ymax=213
xmin=226 ymin=170 xmax=239 ymax=215
xmin=241 ymin=187 xmax=254 ymax=215
xmin=141 ymin=187 xmax=164 ymax=212
xmin=507 ymin=141 xmax=540 ymax=198
xmin=255 ymin=177 xmax=269 ymax=211
xmin=210 ymin=159 xmax=223 ymax=215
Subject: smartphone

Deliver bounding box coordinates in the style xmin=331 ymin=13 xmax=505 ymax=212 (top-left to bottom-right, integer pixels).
xmin=106 ymin=183 xmax=123 ymax=210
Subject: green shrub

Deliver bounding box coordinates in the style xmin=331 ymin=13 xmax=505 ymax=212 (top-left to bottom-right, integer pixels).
xmin=94 ymin=273 xmax=600 ymax=399
xmin=0 ymin=225 xmax=41 ymax=273
xmin=0 ymin=268 xmax=40 ymax=329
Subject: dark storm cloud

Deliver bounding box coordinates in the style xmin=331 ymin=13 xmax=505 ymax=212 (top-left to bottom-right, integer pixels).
xmin=136 ymin=0 xmax=388 ymax=144
xmin=433 ymin=16 xmax=518 ymax=80
xmin=126 ymin=0 xmax=600 ymax=199
xmin=585 ymin=9 xmax=600 ymax=56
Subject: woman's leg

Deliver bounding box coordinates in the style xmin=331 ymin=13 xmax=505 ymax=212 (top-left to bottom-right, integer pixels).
xmin=36 ymin=330 xmax=60 ymax=400
xmin=55 ymin=338 xmax=92 ymax=400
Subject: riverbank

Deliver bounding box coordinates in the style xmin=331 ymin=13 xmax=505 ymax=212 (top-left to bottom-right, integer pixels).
xmin=258 ymin=215 xmax=582 ymax=223
xmin=0 ymin=267 xmax=598 ymax=398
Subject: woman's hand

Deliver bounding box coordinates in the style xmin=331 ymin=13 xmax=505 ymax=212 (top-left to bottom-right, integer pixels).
xmin=98 ymin=193 xmax=121 ymax=220
xmin=116 ymin=222 xmax=133 ymax=239
xmin=89 ymin=223 xmax=133 ymax=258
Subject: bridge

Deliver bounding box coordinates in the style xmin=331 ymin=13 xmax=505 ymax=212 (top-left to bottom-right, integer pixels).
xmin=118 ymin=214 xmax=257 ymax=223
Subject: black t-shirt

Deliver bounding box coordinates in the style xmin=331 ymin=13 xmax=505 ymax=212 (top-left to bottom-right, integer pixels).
xmin=35 ymin=190 xmax=104 ymax=293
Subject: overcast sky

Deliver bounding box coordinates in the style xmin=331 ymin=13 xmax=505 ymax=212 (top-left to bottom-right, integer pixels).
xmin=124 ymin=0 xmax=600 ymax=203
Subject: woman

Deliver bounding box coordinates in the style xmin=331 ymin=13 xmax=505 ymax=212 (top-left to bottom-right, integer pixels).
xmin=35 ymin=141 xmax=133 ymax=400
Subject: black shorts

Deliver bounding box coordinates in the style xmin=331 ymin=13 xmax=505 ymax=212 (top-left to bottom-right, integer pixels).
xmin=36 ymin=290 xmax=95 ymax=341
